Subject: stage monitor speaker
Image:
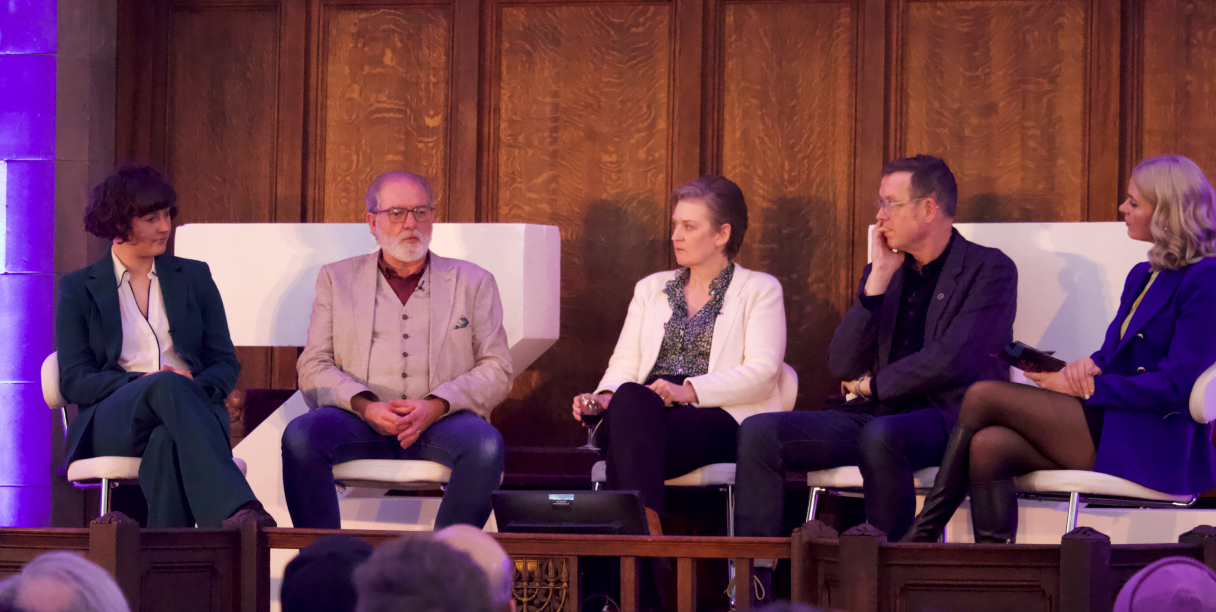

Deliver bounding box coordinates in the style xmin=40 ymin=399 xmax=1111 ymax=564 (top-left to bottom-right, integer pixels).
xmin=492 ymin=491 xmax=649 ymax=535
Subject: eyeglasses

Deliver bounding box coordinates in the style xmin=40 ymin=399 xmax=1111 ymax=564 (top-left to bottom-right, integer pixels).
xmin=875 ymin=197 xmax=925 ymax=214
xmin=371 ymin=206 xmax=434 ymax=223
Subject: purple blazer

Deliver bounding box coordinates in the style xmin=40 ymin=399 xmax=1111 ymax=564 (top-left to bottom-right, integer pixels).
xmin=1088 ymin=257 xmax=1216 ymax=495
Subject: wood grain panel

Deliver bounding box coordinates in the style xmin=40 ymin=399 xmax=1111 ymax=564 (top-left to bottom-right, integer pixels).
xmin=900 ymin=1 xmax=1086 ymax=222
xmin=164 ymin=7 xmax=288 ymax=392
xmin=317 ymin=7 xmax=451 ymax=222
xmin=1140 ymin=0 xmax=1216 ymax=178
xmin=721 ymin=2 xmax=855 ymax=409
xmin=493 ymin=4 xmax=672 ymax=445
xmin=166 ymin=8 xmax=279 ymax=226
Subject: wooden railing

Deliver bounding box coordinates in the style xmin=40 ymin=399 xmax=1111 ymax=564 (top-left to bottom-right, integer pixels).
xmin=5 ymin=518 xmax=1216 ymax=612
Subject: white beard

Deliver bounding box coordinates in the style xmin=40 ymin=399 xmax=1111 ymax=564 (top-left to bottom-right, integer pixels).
xmin=374 ymin=226 xmax=431 ymax=263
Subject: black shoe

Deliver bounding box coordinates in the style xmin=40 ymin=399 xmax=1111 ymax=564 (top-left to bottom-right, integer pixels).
xmin=902 ymin=424 xmax=977 ymax=542
xmin=969 ymin=479 xmax=1017 ymax=543
xmin=222 ymin=500 xmax=278 ymax=529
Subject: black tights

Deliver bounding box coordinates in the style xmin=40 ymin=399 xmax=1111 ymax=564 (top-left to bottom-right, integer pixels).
xmin=961 ymin=381 xmax=1097 ymax=484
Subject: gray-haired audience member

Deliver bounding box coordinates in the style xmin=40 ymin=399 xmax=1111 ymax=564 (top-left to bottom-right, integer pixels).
xmin=0 ymin=551 xmax=130 ymax=612
xmin=434 ymin=525 xmax=516 ymax=612
xmin=281 ymin=535 xmax=373 ymax=612
xmin=1115 ymin=556 xmax=1216 ymax=611
xmin=354 ymin=536 xmax=492 ymax=612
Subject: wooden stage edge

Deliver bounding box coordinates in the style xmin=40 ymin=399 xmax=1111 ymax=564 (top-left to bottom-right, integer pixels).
xmin=3 ymin=518 xmax=1216 ymax=612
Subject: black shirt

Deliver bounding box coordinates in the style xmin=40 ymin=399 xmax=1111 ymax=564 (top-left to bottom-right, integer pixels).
xmin=858 ymin=231 xmax=956 ymax=414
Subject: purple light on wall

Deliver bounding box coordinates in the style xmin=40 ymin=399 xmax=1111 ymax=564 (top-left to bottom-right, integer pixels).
xmin=0 ymin=1 xmax=56 ymax=527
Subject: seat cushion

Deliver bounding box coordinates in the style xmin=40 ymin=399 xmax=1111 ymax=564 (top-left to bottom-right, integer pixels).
xmin=68 ymin=456 xmax=247 ymax=482
xmin=332 ymin=459 xmax=451 ymax=490
xmin=589 ymin=461 xmax=736 ymax=487
xmin=67 ymin=457 xmax=142 ymax=482
xmin=1014 ymin=470 xmax=1194 ymax=503
xmin=806 ymin=466 xmax=939 ymax=490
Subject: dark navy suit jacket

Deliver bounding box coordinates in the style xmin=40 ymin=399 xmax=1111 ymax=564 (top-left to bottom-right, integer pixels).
xmin=828 ymin=230 xmax=1018 ymax=429
xmin=55 ymin=251 xmax=241 ymax=467
xmin=1088 ymin=258 xmax=1216 ymax=494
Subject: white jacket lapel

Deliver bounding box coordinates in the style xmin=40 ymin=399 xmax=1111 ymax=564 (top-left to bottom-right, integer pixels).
xmin=637 ymin=271 xmax=675 ymax=378
xmin=708 ymin=265 xmax=748 ymax=372
xmin=429 ymin=254 xmax=457 ymax=381
xmin=353 ymin=253 xmax=380 ymax=379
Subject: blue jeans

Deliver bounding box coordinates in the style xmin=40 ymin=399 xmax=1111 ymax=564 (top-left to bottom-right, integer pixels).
xmin=734 ymin=407 xmax=948 ymax=540
xmin=281 ymin=407 xmax=505 ymax=529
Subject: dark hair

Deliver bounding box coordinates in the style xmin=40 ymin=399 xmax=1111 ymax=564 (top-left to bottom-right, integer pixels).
xmin=354 ymin=537 xmax=493 ymax=612
xmin=881 ymin=154 xmax=958 ymax=217
xmin=670 ymin=175 xmax=749 ymax=259
xmin=84 ymin=166 xmax=178 ymax=241
xmin=282 ymin=535 xmax=373 ymax=612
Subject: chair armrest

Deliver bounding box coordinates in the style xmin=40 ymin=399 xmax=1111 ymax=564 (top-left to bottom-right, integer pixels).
xmin=42 ymin=352 xmax=68 ymax=409
xmin=1190 ymin=361 xmax=1216 ymax=424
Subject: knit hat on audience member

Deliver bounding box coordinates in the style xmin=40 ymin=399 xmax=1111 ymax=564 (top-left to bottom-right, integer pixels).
xmin=1114 ymin=556 xmax=1216 ymax=612
xmin=281 ymin=535 xmax=374 ymax=612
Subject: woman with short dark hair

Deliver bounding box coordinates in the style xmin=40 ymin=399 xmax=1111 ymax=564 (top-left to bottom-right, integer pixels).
xmin=57 ymin=166 xmax=273 ymax=527
xmin=572 ymin=175 xmax=790 ymax=536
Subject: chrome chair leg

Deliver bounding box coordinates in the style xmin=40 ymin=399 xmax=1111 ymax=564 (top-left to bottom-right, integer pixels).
xmin=726 ymin=485 xmax=737 ymax=610
xmin=1065 ymin=491 xmax=1080 ymax=532
xmin=592 ymin=481 xmax=602 ymax=491
xmin=806 ymin=487 xmax=824 ymax=522
xmin=99 ymin=478 xmax=112 ymax=518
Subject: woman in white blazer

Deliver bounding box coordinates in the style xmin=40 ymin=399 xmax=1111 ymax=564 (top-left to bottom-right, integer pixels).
xmin=572 ymin=176 xmax=789 ymax=536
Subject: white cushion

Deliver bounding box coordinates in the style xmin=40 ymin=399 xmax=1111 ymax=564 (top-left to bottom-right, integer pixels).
xmin=67 ymin=457 xmax=142 ymax=482
xmin=332 ymin=459 xmax=451 ymax=490
xmin=1014 ymin=469 xmax=1194 ymax=503
xmin=67 ymin=456 xmax=248 ymax=482
xmin=806 ymin=466 xmax=939 ymax=490
xmin=1191 ymin=361 xmax=1216 ymax=424
xmin=589 ymin=461 xmax=736 ymax=487
xmin=42 ymin=353 xmax=68 ymax=409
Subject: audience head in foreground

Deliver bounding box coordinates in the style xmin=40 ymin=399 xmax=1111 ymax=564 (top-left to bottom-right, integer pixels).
xmin=354 ymin=536 xmax=493 ymax=612
xmin=0 ymin=551 xmax=130 ymax=612
xmin=1114 ymin=556 xmax=1216 ymax=611
xmin=434 ymin=525 xmax=515 ymax=612
xmin=1126 ymin=154 xmax=1216 ymax=270
xmin=280 ymin=535 xmax=374 ymax=612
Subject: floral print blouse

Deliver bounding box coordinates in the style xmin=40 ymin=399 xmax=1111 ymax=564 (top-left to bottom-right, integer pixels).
xmin=645 ymin=263 xmax=736 ymax=383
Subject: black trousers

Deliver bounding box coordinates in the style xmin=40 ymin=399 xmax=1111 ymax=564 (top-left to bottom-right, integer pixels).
xmin=598 ymin=382 xmax=739 ymax=516
xmin=734 ymin=406 xmax=949 ymax=540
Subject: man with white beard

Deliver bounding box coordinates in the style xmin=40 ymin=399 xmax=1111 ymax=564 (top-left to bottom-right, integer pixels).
xmin=282 ymin=171 xmax=513 ymax=529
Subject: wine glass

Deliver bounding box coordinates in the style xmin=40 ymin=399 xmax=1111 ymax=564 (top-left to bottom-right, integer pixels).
xmin=576 ymin=394 xmax=607 ymax=451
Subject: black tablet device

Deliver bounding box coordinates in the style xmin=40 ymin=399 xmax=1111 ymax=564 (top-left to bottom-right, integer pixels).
xmin=492 ymin=491 xmax=650 ymax=535
xmin=998 ymin=341 xmax=1067 ymax=373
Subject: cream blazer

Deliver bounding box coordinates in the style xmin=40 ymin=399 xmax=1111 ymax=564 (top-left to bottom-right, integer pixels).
xmin=297 ymin=252 xmax=513 ymax=420
xmin=595 ymin=264 xmax=796 ymax=423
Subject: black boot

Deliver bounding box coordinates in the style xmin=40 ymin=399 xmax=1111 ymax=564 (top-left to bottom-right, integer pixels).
xmin=901 ymin=424 xmax=977 ymax=542
xmin=969 ymin=479 xmax=1018 ymax=543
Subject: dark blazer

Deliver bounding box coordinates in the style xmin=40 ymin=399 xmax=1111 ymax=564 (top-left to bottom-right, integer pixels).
xmin=828 ymin=230 xmax=1018 ymax=428
xmin=56 ymin=251 xmax=241 ymax=466
xmin=1088 ymin=258 xmax=1216 ymax=495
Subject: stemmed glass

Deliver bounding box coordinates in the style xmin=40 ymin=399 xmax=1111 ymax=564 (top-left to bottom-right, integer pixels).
xmin=575 ymin=394 xmax=607 ymax=451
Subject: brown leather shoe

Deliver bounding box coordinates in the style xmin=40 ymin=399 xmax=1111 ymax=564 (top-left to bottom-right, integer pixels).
xmin=222 ymin=501 xmax=277 ymax=529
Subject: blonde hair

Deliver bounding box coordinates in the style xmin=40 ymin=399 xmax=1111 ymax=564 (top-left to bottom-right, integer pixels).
xmin=1131 ymin=155 xmax=1216 ymax=271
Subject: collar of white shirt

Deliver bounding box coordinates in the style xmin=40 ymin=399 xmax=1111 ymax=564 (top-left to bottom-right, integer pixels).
xmin=112 ymin=251 xmax=158 ymax=286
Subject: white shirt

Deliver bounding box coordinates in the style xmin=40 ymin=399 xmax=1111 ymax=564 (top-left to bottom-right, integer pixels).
xmin=112 ymin=252 xmax=190 ymax=374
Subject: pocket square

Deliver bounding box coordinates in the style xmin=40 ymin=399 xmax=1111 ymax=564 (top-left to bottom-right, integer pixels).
xmin=455 ymin=316 xmax=469 ymax=330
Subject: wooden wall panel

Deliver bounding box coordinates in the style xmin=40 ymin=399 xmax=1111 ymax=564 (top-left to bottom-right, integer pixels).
xmin=314 ymin=6 xmax=452 ymax=222
xmin=898 ymin=1 xmax=1087 ymax=222
xmin=1138 ymin=0 xmax=1216 ymax=178
xmin=491 ymin=4 xmax=673 ymax=445
xmin=720 ymin=2 xmax=856 ymax=407
xmin=166 ymin=8 xmax=279 ymax=226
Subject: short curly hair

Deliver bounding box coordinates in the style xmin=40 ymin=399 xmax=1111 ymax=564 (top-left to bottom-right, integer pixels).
xmin=84 ymin=166 xmax=178 ymax=241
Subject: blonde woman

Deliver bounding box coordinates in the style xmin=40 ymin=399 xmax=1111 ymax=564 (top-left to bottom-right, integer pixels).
xmin=904 ymin=155 xmax=1216 ymax=543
